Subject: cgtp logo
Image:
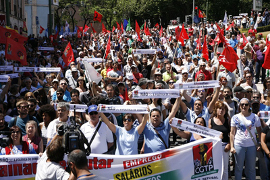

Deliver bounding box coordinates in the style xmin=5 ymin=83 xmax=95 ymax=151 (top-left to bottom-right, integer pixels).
xmin=191 ymin=142 xmax=218 ymax=179
xmin=177 ymin=120 xmax=182 ymax=127
xmin=133 ymin=90 xmax=138 ymax=97
xmin=17 ymin=51 xmax=24 ymax=60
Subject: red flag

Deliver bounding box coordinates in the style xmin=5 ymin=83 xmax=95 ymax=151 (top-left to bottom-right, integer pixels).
xmin=116 ymin=22 xmax=120 ymax=30
xmin=196 ymin=31 xmax=202 ymax=50
xmin=62 ymin=42 xmax=74 ymax=67
xmin=240 ymin=33 xmax=248 ymax=49
xmin=226 ymin=21 xmax=234 ymax=31
xmin=112 ymin=26 xmax=115 ymax=32
xmin=77 ymin=26 xmax=83 ymax=38
xmin=169 ymin=36 xmax=172 ymax=42
xmin=121 ymin=23 xmax=124 ymax=33
xmin=5 ymin=37 xmax=27 ymax=66
xmin=213 ymin=33 xmax=221 ymax=44
xmin=83 ymin=24 xmax=90 ymax=33
xmin=102 ymin=23 xmax=107 ymax=33
xmin=0 ymin=26 xmax=18 ymax=44
xmin=90 ymin=23 xmax=96 ymax=33
xmin=135 ymin=20 xmax=142 ymax=42
xmin=105 ymin=37 xmax=111 ymax=59
xmin=144 ymin=22 xmax=151 ymax=36
xmin=39 ymin=26 xmax=45 ymax=34
xmin=262 ymin=45 xmax=270 ymax=69
xmin=159 ymin=26 xmax=163 ymax=37
xmin=202 ymin=35 xmax=209 ymax=61
xmin=154 ymin=23 xmax=160 ymax=29
xmin=198 ymin=10 xmax=204 ymax=18
xmin=12 ymin=32 xmax=28 ymax=44
xmin=218 ymin=53 xmax=237 ymax=72
xmin=93 ymin=11 xmax=103 ymax=22
xmin=175 ymin=26 xmax=184 ymax=45
xmin=180 ymin=24 xmax=189 ymax=40
xmin=266 ymin=37 xmax=270 ymax=46
xmin=124 ymin=88 xmax=130 ymax=101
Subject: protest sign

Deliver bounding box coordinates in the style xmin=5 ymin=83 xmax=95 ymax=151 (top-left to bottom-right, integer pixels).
xmin=83 ymin=58 xmax=103 ymax=63
xmin=53 ymin=103 xmax=88 ymax=113
xmin=132 ymin=89 xmax=180 ymax=99
xmin=0 ymin=73 xmax=19 ymax=82
xmin=83 ymin=61 xmax=102 ymax=84
xmin=0 ymin=66 xmax=13 ymax=71
xmin=171 ymin=118 xmax=222 ymax=139
xmin=174 ymin=80 xmax=220 ymax=90
xmin=14 ymin=67 xmax=61 ymax=72
xmin=98 ymin=104 xmax=148 ymax=114
xmin=38 ymin=47 xmax=54 ymax=51
xmin=133 ymin=49 xmax=156 ymax=54
xmin=0 ymin=137 xmax=223 ymax=180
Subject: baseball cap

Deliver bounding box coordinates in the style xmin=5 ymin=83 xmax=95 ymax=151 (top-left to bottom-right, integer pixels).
xmin=182 ymin=69 xmax=188 ymax=74
xmin=126 ymin=73 xmax=133 ymax=80
xmin=71 ymin=67 xmax=78 ymax=72
xmin=234 ymin=86 xmax=246 ymax=93
xmin=154 ymin=69 xmax=162 ymax=75
xmin=88 ymin=105 xmax=98 ymax=114
xmin=52 ymin=79 xmax=59 ymax=83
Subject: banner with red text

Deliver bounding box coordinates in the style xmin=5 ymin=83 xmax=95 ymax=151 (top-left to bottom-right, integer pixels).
xmin=0 ymin=137 xmax=223 ymax=180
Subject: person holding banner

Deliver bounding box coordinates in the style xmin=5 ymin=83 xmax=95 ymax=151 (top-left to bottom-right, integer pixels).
xmin=99 ymin=109 xmax=148 ymax=155
xmin=142 ymin=97 xmax=181 ymax=154
xmin=230 ymin=98 xmax=262 ymax=180
xmin=209 ymin=101 xmax=231 ymax=180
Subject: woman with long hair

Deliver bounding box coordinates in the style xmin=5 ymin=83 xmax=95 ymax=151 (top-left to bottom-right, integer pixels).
xmin=209 ymin=101 xmax=230 ymax=180
xmin=230 ymin=98 xmax=262 ymax=180
xmin=0 ymin=126 xmax=36 ymax=154
xmin=76 ymin=76 xmax=87 ymax=93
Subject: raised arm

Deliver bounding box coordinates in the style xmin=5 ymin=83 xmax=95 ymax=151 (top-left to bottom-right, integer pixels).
xmin=99 ymin=111 xmax=116 ymax=133
xmin=132 ymin=53 xmax=140 ymax=67
xmin=137 ymin=113 xmax=149 ymax=135
xmin=208 ymin=85 xmax=221 ymax=113
xmin=150 ymin=54 xmax=157 ymax=67
xmin=168 ymin=97 xmax=181 ymax=120
xmin=182 ymin=90 xmax=192 ymax=103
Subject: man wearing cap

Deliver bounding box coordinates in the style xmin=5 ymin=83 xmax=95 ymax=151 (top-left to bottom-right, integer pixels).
xmin=125 ymin=73 xmax=137 ymax=91
xmin=67 ymin=67 xmax=79 ymax=89
xmin=195 ymin=61 xmax=212 ymax=81
xmin=217 ymin=67 xmax=235 ymax=89
xmin=252 ymin=91 xmax=270 ymax=111
xmin=233 ymin=86 xmax=246 ymax=102
xmin=80 ymin=105 xmax=114 ymax=154
xmin=52 ymin=79 xmax=71 ymax=102
xmin=107 ymin=62 xmax=123 ymax=85
xmin=154 ymin=68 xmax=163 ymax=82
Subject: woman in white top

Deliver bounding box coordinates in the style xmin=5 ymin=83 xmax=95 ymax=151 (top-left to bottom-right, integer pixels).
xmin=230 ymin=98 xmax=262 ymax=180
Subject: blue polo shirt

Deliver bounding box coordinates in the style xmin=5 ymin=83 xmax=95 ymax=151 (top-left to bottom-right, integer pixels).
xmin=52 ymin=90 xmax=71 ymax=102
xmin=185 ymin=108 xmax=211 ymax=127
xmin=190 ymin=97 xmax=208 ymax=111
xmin=143 ymin=117 xmax=171 ymax=153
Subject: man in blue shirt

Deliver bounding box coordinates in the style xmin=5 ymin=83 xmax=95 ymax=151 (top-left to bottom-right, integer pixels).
xmin=143 ymin=97 xmax=181 ymax=153
xmin=252 ymin=91 xmax=270 ymax=111
xmin=52 ymin=79 xmax=71 ymax=102
xmin=229 ymin=34 xmax=238 ymax=52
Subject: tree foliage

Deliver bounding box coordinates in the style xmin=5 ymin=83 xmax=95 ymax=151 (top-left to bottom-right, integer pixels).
xmin=55 ymin=0 xmax=269 ymax=30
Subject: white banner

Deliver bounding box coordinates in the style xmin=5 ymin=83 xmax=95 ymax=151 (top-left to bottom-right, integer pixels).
xmin=0 ymin=75 xmax=10 ymax=82
xmin=0 ymin=66 xmax=13 ymax=71
xmin=98 ymin=104 xmax=149 ymax=114
xmin=83 ymin=58 xmax=103 ymax=63
xmin=174 ymin=80 xmax=220 ymax=90
xmin=83 ymin=61 xmax=102 ymax=84
xmin=133 ymin=49 xmax=157 ymax=54
xmin=259 ymin=111 xmax=270 ymax=120
xmin=0 ymin=137 xmax=223 ymax=180
xmin=132 ymin=89 xmax=180 ymax=99
xmin=14 ymin=67 xmax=61 ymax=73
xmin=53 ymin=103 xmax=88 ymax=113
xmin=38 ymin=47 xmax=54 ymax=51
xmin=171 ymin=118 xmax=222 ymax=139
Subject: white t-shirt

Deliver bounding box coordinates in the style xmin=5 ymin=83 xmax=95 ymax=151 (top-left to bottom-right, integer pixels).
xmin=80 ymin=121 xmax=113 ymax=154
xmin=36 ymin=152 xmax=70 ymax=180
xmin=46 ymin=118 xmax=71 ymax=139
xmin=231 ymin=113 xmax=261 ymax=147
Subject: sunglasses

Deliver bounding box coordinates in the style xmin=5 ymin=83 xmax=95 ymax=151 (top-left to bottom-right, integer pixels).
xmin=253 ymin=96 xmax=260 ymax=99
xmin=60 ymin=83 xmax=67 ymax=85
xmin=12 ymin=131 xmax=20 ymax=134
xmin=28 ymin=104 xmax=35 ymax=108
xmin=168 ymin=82 xmax=174 ymax=84
xmin=247 ymin=91 xmax=253 ymax=93
xmin=240 ymin=103 xmax=249 ymax=107
xmin=200 ymin=65 xmax=206 ymax=67
xmin=57 ymin=93 xmax=63 ymax=95
xmin=124 ymin=118 xmax=132 ymax=122
xmin=90 ymin=111 xmax=98 ymax=115
xmin=198 ymin=90 xmax=205 ymax=93
xmin=19 ymin=105 xmax=28 ymax=109
xmin=246 ymin=76 xmax=252 ymax=78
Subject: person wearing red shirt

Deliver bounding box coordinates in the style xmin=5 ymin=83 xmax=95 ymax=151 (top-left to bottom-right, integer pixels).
xmin=131 ymin=65 xmax=143 ymax=84
xmin=248 ymin=25 xmax=257 ymax=38
xmin=195 ymin=61 xmax=212 ymax=81
xmin=188 ymin=25 xmax=194 ymax=37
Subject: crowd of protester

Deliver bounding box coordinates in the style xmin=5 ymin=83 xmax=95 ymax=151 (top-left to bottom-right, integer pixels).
xmin=1 ymin=13 xmax=270 ymax=179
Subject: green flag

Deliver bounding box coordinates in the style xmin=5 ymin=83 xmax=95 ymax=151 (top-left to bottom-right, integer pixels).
xmin=140 ymin=23 xmax=144 ymax=30
xmin=126 ymin=18 xmax=131 ymax=31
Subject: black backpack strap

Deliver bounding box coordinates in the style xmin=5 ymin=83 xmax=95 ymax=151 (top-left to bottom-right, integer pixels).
xmin=89 ymin=121 xmax=102 ymax=146
xmin=154 ymin=128 xmax=168 ymax=149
